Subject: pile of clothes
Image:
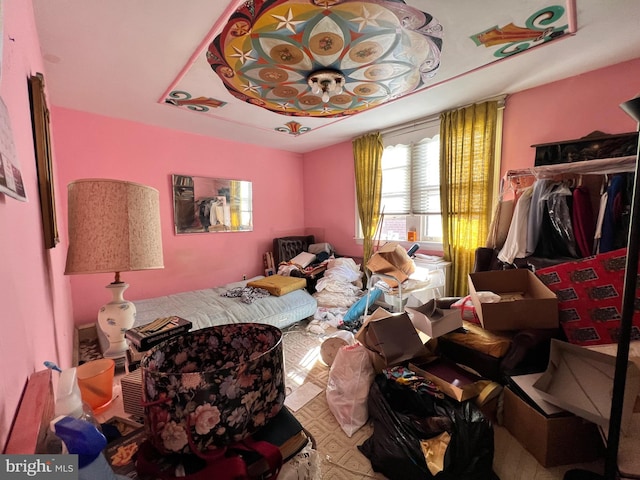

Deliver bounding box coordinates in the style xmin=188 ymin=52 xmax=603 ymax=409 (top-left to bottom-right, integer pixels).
xmin=307 ymin=257 xmax=364 ymax=333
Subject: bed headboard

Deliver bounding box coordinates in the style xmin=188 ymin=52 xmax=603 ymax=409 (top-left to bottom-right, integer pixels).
xmin=273 ymin=235 xmax=315 ymax=268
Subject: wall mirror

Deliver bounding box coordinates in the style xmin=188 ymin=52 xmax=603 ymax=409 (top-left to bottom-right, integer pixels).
xmin=172 ymin=174 xmax=253 ymax=234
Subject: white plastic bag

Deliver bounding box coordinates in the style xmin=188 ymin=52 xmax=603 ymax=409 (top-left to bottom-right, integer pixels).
xmin=326 ymin=343 xmax=375 ymax=437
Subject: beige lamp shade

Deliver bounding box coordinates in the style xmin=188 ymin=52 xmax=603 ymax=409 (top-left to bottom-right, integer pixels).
xmin=65 ymin=179 xmax=164 ymax=275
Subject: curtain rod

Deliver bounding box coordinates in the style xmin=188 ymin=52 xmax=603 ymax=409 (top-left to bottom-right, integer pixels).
xmin=380 ymin=115 xmax=440 ymax=136
xmin=379 ymin=94 xmax=507 ymax=137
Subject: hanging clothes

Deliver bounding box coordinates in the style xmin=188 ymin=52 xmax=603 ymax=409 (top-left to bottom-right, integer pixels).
xmin=526 ymin=179 xmax=554 ymax=256
xmin=498 ymin=185 xmax=534 ymax=264
xmin=486 ymin=198 xmax=514 ymax=250
xmin=572 ymin=185 xmax=595 ymax=258
xmin=593 ymin=190 xmax=608 ymax=255
xmin=486 ymin=177 xmax=515 ymax=250
xmin=600 ymin=173 xmax=632 ymax=253
xmin=534 ymin=182 xmax=578 ymax=259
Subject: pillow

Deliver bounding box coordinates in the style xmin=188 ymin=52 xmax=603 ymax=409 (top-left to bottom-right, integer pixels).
xmin=247 ymin=275 xmax=306 ymax=296
xmin=290 ymin=251 xmax=316 ymax=268
xmin=309 ymin=242 xmax=333 ymax=255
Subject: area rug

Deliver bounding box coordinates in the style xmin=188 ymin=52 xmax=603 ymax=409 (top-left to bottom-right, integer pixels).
xmin=537 ymin=248 xmax=640 ymax=346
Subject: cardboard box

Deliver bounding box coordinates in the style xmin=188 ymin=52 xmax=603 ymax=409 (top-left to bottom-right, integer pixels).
xmin=409 ymin=358 xmax=488 ymax=402
xmin=355 ymin=307 xmax=428 ymax=372
xmin=468 ymin=269 xmax=558 ymax=330
xmin=367 ymin=242 xmax=416 ymax=286
xmin=533 ymin=339 xmax=640 ymax=433
xmin=405 ymin=299 xmax=463 ymax=339
xmin=502 ymin=386 xmax=603 ymax=467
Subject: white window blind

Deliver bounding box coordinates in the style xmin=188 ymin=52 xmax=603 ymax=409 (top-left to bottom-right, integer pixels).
xmin=380 ymin=144 xmax=411 ymax=215
xmin=411 ymin=136 xmax=440 ymax=215
xmin=380 ymin=135 xmax=440 ymax=216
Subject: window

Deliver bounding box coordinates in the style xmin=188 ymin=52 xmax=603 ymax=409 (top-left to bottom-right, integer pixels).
xmin=358 ymin=129 xmax=442 ymax=246
xmin=379 ymin=135 xmax=442 ymax=243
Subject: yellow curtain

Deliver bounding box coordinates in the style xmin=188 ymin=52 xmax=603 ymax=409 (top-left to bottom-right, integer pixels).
xmin=229 ymin=180 xmax=240 ymax=229
xmin=353 ymin=132 xmax=383 ymax=267
xmin=440 ymin=101 xmax=498 ymax=296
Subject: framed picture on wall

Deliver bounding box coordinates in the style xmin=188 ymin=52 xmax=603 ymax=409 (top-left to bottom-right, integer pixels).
xmin=0 ymin=96 xmax=27 ymax=202
xmin=29 ymin=73 xmax=59 ymax=249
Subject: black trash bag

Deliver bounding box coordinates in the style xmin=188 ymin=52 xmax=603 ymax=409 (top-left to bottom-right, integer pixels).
xmin=359 ymin=374 xmax=495 ymax=480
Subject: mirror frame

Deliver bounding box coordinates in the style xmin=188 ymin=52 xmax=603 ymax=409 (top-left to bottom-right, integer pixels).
xmin=172 ymin=174 xmax=253 ymax=234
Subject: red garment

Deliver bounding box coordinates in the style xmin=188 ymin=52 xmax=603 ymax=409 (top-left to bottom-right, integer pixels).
xmin=572 ymin=186 xmax=595 ymax=258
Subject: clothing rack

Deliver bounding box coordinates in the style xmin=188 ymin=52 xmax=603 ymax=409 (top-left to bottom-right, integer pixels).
xmin=505 ymin=155 xmax=636 ymax=181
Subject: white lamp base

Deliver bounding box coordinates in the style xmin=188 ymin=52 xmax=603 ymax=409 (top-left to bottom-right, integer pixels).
xmin=97 ymin=282 xmax=136 ymax=359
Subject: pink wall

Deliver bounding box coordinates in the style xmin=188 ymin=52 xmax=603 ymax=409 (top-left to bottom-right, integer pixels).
xmin=0 ymin=0 xmax=75 ymax=450
xmin=501 ymin=57 xmax=640 ymax=175
xmin=52 ymin=108 xmax=306 ymax=324
xmin=303 ymin=141 xmax=362 ymax=257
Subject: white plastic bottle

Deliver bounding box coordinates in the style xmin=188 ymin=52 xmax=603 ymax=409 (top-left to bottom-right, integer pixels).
xmin=55 ymin=367 xmax=101 ymax=432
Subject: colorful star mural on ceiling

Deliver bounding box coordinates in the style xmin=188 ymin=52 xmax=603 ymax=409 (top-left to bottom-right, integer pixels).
xmin=206 ymin=0 xmax=443 ymax=118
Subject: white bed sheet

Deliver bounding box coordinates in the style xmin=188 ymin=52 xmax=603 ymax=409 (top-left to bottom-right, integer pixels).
xmin=133 ymin=277 xmax=317 ymax=331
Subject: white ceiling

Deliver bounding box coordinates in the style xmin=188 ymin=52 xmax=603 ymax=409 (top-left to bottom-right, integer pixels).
xmin=32 ymin=0 xmax=640 ymax=154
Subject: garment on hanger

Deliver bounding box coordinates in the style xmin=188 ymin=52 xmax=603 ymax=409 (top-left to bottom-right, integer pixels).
xmin=572 ymin=185 xmax=595 ymax=258
xmin=593 ymin=190 xmax=608 ymax=255
xmin=526 ymin=179 xmax=554 ymax=256
xmin=486 ymin=178 xmax=515 ymax=250
xmin=600 ymin=173 xmax=632 ymax=253
xmin=486 ymin=199 xmax=514 ymax=250
xmin=534 ymin=182 xmax=578 ymax=259
xmin=498 ymin=186 xmax=534 ymax=265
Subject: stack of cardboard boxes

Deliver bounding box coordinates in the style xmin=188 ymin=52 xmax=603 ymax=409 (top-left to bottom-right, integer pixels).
xmin=363 ymin=244 xmax=640 ymax=468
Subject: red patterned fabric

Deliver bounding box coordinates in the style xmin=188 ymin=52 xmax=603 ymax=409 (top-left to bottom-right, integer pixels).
xmin=536 ymin=248 xmax=640 ymax=346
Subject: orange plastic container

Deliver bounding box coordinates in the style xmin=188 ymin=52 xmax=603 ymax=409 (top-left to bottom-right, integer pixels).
xmin=76 ymin=358 xmax=115 ymax=412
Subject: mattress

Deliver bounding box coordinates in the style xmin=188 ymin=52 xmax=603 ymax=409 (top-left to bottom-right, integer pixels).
xmin=133 ymin=277 xmax=317 ymax=331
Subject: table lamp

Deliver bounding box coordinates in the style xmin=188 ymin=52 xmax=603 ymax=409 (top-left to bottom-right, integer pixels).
xmin=65 ymin=179 xmax=164 ymax=359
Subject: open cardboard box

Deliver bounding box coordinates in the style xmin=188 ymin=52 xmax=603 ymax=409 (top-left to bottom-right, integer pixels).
xmin=367 ymin=242 xmax=416 ymax=287
xmin=409 ymin=358 xmax=489 ymax=402
xmin=405 ymin=299 xmax=463 ymax=339
xmin=468 ymin=269 xmax=558 ymax=330
xmin=533 ymin=339 xmax=640 ymax=434
xmin=355 ymin=307 xmax=428 ymax=372
xmin=502 ymin=386 xmax=603 ymax=467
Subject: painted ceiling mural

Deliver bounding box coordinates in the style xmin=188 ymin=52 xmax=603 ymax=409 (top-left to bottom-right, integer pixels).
xmin=471 ymin=6 xmax=567 ymax=57
xmin=205 ymin=0 xmax=443 ymax=118
xmin=163 ymin=0 xmax=571 ymax=135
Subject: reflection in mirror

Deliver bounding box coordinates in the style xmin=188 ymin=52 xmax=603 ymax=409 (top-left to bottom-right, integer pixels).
xmin=172 ymin=174 xmax=252 ymax=234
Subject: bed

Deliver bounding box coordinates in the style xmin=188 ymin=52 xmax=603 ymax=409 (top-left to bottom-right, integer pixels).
xmin=133 ymin=276 xmax=317 ymax=331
